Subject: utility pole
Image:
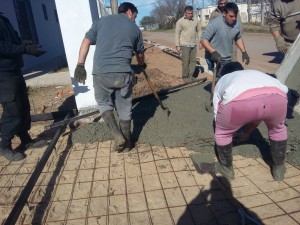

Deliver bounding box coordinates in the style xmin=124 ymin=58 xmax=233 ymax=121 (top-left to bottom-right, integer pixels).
xmin=247 ymin=0 xmax=252 ymax=23
xmin=261 ymin=0 xmax=264 ymax=25
xmin=110 ymin=0 xmax=118 ymax=14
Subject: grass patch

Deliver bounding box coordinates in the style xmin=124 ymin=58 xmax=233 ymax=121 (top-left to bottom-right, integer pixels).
xmin=147 ymin=23 xmax=270 ymax=34
xmin=242 ymin=23 xmax=270 ymax=33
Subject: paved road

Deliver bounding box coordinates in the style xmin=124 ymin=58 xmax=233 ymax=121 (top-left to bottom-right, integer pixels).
xmin=143 ymin=31 xmax=282 ymax=74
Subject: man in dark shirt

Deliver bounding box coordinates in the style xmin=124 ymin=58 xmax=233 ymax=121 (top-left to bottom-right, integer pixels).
xmin=74 ymin=2 xmax=145 ymax=152
xmin=0 ymin=13 xmax=46 ymax=161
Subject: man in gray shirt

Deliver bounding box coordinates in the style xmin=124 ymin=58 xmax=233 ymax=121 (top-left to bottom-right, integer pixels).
xmin=74 ymin=2 xmax=145 ymax=152
xmin=200 ymin=2 xmax=249 ymax=77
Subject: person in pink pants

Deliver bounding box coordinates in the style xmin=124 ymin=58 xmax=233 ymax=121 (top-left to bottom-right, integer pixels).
xmin=212 ymin=62 xmax=288 ymax=181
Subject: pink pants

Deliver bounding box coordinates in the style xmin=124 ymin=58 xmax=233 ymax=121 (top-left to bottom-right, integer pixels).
xmin=215 ymin=93 xmax=287 ymax=146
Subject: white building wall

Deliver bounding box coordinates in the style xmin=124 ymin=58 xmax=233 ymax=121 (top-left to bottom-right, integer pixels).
xmin=55 ymin=0 xmax=100 ymax=111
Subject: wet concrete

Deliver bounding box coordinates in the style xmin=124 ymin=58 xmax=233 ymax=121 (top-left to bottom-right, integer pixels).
xmin=71 ymin=82 xmax=300 ymax=166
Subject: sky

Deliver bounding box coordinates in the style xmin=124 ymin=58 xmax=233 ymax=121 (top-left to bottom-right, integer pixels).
xmin=106 ymin=0 xmax=215 ymax=26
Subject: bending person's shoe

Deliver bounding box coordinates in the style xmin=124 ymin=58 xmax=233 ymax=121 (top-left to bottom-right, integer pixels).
xmin=0 ymin=146 xmax=26 ymax=161
xmin=120 ymin=120 xmax=132 ymax=152
xmin=216 ymin=143 xmax=234 ymax=180
xmin=270 ymin=140 xmax=287 ymax=181
xmin=102 ymin=111 xmax=125 ymax=152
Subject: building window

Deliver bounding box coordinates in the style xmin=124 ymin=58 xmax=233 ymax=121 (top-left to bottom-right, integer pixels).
xmin=42 ymin=4 xmax=48 ymax=21
xmin=13 ymin=0 xmax=39 ymax=43
xmin=205 ymin=15 xmax=209 ymax=20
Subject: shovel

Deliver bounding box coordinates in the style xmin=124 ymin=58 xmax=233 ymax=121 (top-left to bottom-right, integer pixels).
xmin=191 ymin=154 xmax=262 ymax=225
xmin=142 ymin=69 xmax=171 ymax=116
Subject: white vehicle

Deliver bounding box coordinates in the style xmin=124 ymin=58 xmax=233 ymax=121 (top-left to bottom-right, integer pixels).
xmin=139 ymin=26 xmax=145 ymax=31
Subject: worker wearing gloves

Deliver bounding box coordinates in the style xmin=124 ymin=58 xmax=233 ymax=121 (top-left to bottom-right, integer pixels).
xmin=213 ymin=62 xmax=288 ymax=181
xmin=200 ymin=2 xmax=249 ymax=78
xmin=0 ymin=13 xmax=47 ymax=161
xmin=268 ymin=0 xmax=300 ymax=55
xmin=74 ymin=2 xmax=145 ymax=152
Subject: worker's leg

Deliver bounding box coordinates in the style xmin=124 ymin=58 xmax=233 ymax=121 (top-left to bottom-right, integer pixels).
xmin=215 ymin=97 xmax=265 ymax=180
xmin=263 ymin=94 xmax=288 ymax=181
xmin=115 ymin=73 xmax=133 ymax=152
xmin=188 ymin=46 xmax=197 ymax=79
xmin=181 ymin=46 xmax=190 ymax=81
xmin=93 ymin=74 xmax=125 ymax=151
xmin=0 ymin=78 xmax=26 ymax=161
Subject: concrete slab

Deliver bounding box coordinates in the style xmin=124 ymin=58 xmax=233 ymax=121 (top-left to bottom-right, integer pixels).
xmin=1 ymin=127 xmax=300 ymax=224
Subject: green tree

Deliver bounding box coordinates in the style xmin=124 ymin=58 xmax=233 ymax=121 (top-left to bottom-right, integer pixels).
xmin=140 ymin=16 xmax=157 ymax=27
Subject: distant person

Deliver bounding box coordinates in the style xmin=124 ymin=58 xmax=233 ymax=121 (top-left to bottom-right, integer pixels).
xmin=200 ymin=2 xmax=249 ymax=78
xmin=175 ymin=6 xmax=203 ymax=83
xmin=205 ymin=0 xmax=243 ymax=74
xmin=0 ymin=13 xmax=47 ymax=161
xmin=74 ymin=2 xmax=145 ymax=152
xmin=269 ymin=0 xmax=300 ymax=54
xmin=213 ymin=62 xmax=288 ymax=181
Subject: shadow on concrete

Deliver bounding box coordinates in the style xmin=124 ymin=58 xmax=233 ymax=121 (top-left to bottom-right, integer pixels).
xmin=131 ymin=94 xmax=169 ymax=147
xmin=234 ymin=128 xmax=272 ymax=167
xmin=72 ymin=78 xmax=90 ymax=94
xmin=262 ymin=52 xmax=284 ymax=64
xmin=176 ymin=174 xmax=264 ymax=225
xmin=23 ymin=55 xmax=68 ymax=80
xmin=31 ymin=133 xmax=73 ymax=224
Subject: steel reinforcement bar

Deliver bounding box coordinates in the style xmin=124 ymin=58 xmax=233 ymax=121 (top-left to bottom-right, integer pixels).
xmin=4 ymin=113 xmax=72 ymax=225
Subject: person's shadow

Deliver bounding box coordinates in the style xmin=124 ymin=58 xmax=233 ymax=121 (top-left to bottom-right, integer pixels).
xmin=176 ymin=174 xmax=264 ymax=225
xmin=233 ymin=128 xmax=272 ymax=172
xmin=262 ymin=52 xmax=284 ymax=64
xmin=131 ymin=94 xmax=169 ymax=147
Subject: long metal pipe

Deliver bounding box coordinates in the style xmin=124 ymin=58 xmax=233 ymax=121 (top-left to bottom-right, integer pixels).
xmin=4 ymin=113 xmax=72 ymax=225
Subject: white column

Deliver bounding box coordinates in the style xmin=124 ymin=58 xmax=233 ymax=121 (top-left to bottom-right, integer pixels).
xmin=54 ymin=0 xmax=100 ymax=111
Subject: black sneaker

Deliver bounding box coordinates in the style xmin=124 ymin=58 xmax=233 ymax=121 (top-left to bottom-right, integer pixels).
xmin=0 ymin=146 xmax=26 ymax=161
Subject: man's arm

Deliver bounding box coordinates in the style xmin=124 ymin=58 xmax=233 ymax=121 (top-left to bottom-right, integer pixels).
xmin=197 ymin=21 xmax=203 ymax=50
xmin=200 ymin=39 xmax=215 ymax=53
xmin=268 ymin=1 xmax=281 ymax=39
xmin=268 ymin=2 xmax=287 ymax=54
xmin=236 ymin=38 xmax=250 ymax=65
xmin=175 ymin=20 xmax=182 ymax=52
xmin=77 ymin=38 xmax=91 ymax=65
xmin=74 ymin=38 xmax=91 ymax=84
xmin=235 ymin=38 xmax=246 ymax=53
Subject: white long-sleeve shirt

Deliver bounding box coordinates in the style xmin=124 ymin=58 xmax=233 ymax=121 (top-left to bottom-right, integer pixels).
xmin=213 ymin=70 xmax=288 ymax=118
